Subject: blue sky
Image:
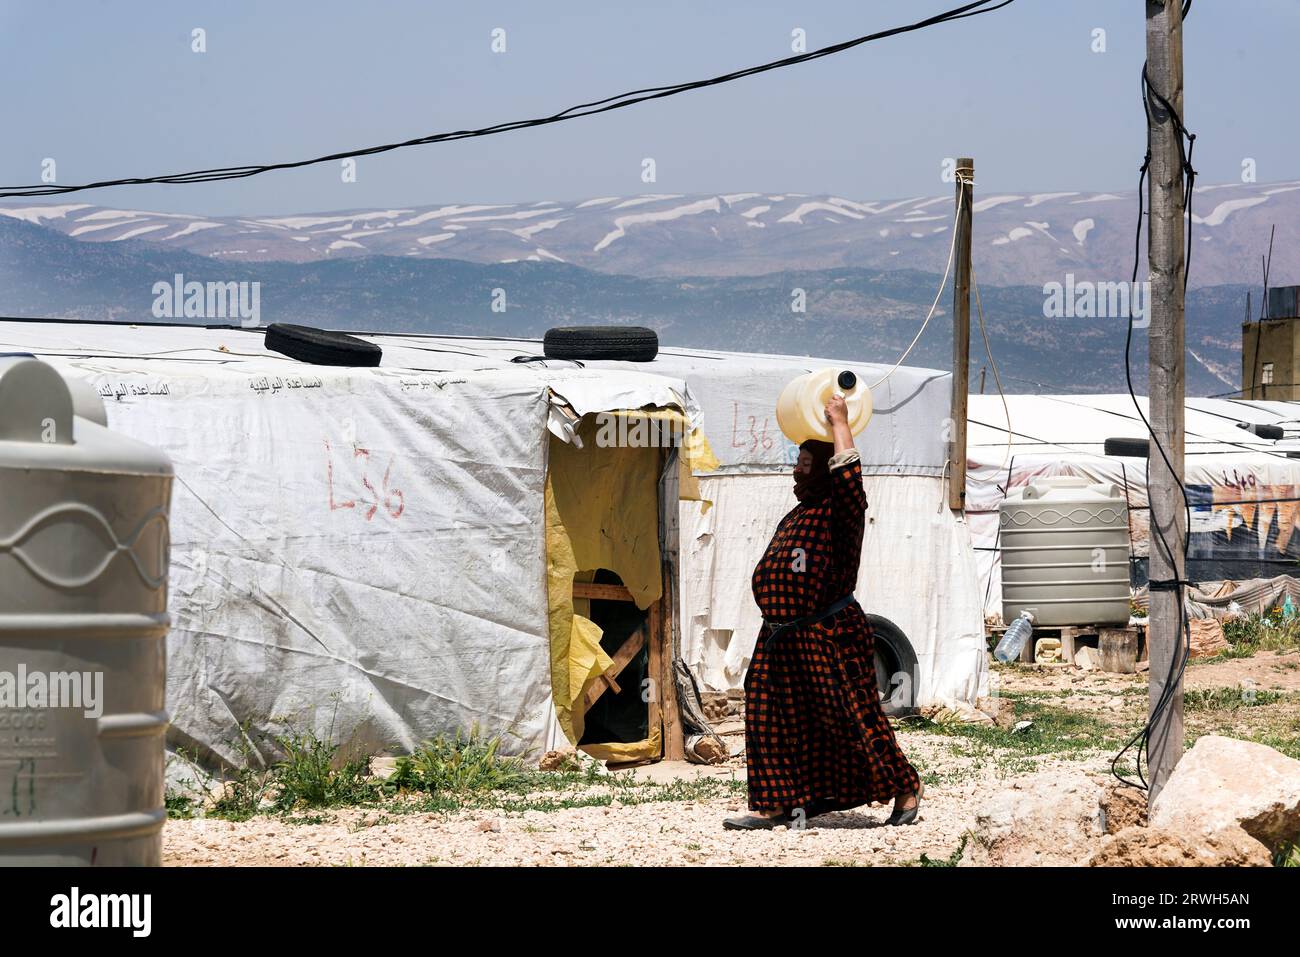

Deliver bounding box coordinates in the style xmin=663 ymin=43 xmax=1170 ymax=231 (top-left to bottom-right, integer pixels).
xmin=1 ymin=0 xmax=1295 ymax=215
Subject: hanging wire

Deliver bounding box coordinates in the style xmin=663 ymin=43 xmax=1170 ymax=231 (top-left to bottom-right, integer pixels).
xmin=0 ymin=1 xmax=1017 ymax=200
xmin=869 ymin=170 xmax=969 ymax=390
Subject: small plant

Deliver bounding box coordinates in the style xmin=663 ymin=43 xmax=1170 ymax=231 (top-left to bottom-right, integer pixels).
xmin=1221 ymin=612 xmax=1300 ymax=656
xmin=918 ymin=835 xmax=968 ymax=868
xmin=271 ymin=729 xmax=377 ymax=812
xmin=1274 ymin=841 xmax=1300 ymax=868
xmin=387 ymin=727 xmax=532 ymax=794
xmin=165 ymin=791 xmax=198 ymax=820
xmin=209 ymin=762 xmax=278 ymax=821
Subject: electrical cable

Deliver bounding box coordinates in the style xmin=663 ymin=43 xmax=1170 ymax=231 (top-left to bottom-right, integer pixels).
xmin=971 ymin=263 xmax=1011 ymax=468
xmin=869 ymin=170 xmax=968 ymax=390
xmin=0 ymin=1 xmax=1017 ymax=200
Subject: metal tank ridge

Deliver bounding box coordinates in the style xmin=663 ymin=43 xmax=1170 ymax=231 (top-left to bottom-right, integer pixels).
xmin=999 ymin=476 xmax=1131 ymax=628
xmin=0 ymin=357 xmax=173 ymax=866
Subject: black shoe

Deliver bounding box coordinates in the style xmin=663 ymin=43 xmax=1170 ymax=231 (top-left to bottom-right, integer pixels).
xmin=723 ymin=813 xmax=791 ymax=831
xmin=886 ymin=801 xmax=920 ymax=826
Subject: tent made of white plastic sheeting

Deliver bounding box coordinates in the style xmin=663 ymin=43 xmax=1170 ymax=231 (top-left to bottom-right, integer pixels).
xmin=0 ymin=320 xmax=699 ymax=767
xmin=1 ymin=321 xmax=987 ymax=748
xmin=319 ymin=335 xmax=986 ymax=706
xmin=967 ymin=393 xmax=1300 ymax=622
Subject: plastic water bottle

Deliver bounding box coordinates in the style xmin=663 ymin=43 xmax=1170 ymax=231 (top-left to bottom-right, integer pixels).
xmin=994 ymin=611 xmax=1035 ymax=664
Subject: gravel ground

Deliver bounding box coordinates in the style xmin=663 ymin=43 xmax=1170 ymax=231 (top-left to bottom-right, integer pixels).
xmin=163 ymin=653 xmax=1299 ymax=867
xmin=163 ymin=729 xmax=1113 ymax=867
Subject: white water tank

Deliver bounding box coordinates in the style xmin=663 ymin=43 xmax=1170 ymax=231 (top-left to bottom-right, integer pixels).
xmin=0 ymin=357 xmax=173 ymax=865
xmin=1000 ymin=476 xmax=1130 ymax=627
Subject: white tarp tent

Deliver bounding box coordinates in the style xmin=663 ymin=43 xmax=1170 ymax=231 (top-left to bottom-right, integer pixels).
xmin=1 ymin=319 xmax=988 ymax=769
xmin=0 ymin=320 xmax=698 ymax=767
xmin=354 ymin=336 xmax=987 ymax=706
xmin=968 ymin=393 xmax=1300 ymax=622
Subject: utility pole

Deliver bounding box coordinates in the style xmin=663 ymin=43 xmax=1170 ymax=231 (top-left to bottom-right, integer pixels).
xmin=1144 ymin=0 xmax=1186 ymax=801
xmin=948 ymin=157 xmax=973 ymax=511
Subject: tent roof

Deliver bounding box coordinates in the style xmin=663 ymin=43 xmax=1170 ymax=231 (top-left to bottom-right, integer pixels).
xmin=968 ymin=393 xmax=1300 ymax=464
xmin=0 ymin=319 xmax=952 ymax=475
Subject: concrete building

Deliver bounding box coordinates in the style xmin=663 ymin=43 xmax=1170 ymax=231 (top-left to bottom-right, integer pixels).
xmin=1242 ymin=285 xmax=1300 ymax=399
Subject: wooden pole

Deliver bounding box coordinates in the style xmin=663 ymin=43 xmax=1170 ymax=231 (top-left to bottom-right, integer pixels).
xmin=948 ymin=157 xmax=973 ymax=511
xmin=657 ymin=445 xmax=686 ymax=760
xmin=1144 ymin=0 xmax=1186 ymax=801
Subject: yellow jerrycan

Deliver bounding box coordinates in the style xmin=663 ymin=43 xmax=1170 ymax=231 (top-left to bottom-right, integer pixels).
xmin=775 ymin=368 xmax=873 ymax=444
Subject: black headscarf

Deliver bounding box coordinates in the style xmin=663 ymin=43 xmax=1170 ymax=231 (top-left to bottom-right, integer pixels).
xmin=793 ymin=439 xmax=835 ymax=503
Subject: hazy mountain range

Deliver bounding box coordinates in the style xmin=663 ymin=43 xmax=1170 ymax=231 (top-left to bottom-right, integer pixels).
xmin=4 ymin=180 xmax=1294 ymax=287
xmin=0 ymin=181 xmax=1293 ymax=395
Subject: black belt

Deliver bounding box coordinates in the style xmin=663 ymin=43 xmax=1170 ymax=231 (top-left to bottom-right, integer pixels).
xmin=761 ymin=594 xmax=859 ymax=648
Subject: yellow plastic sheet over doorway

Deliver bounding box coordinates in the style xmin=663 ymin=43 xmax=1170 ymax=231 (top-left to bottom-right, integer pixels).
xmin=545 ymin=416 xmax=666 ymax=763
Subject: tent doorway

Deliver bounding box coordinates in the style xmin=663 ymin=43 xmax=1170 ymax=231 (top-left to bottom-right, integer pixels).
xmin=575 ymin=570 xmax=652 ymax=747
xmin=544 ymin=419 xmax=683 ymax=763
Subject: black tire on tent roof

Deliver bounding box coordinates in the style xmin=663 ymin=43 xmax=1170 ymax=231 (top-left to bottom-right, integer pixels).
xmin=1103 ymin=437 xmax=1150 ymax=458
xmin=866 ymin=614 xmax=918 ymax=717
xmin=265 ymin=323 xmax=382 ymax=367
xmin=543 ymin=326 xmax=658 ymax=362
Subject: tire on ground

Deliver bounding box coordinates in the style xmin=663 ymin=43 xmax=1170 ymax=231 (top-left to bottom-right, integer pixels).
xmin=543 ymin=326 xmax=658 ymax=362
xmin=264 ymin=323 xmax=383 ymax=367
xmin=866 ymin=614 xmax=919 ymax=717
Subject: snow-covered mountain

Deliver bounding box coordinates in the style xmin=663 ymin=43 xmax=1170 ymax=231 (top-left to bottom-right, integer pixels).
xmin=3 ymin=180 xmax=1295 ymax=287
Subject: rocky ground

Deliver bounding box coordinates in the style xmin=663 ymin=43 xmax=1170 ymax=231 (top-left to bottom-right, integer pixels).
xmin=163 ymin=651 xmax=1300 ymax=867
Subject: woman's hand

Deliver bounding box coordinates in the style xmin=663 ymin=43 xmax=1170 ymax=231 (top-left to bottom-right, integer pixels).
xmin=825 ymin=394 xmax=849 ymax=426
xmin=825 ymin=394 xmax=853 ymax=455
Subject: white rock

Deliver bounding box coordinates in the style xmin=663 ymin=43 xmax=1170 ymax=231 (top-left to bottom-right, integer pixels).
xmin=1149 ymin=735 xmax=1300 ymax=853
xmin=962 ymin=771 xmax=1104 ymax=866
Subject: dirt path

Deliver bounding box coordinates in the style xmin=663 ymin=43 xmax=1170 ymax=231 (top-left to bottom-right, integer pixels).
xmin=163 ymin=731 xmax=1113 ymax=867
xmin=996 ymin=649 xmax=1300 ymax=695
xmin=163 ymin=651 xmax=1300 ymax=866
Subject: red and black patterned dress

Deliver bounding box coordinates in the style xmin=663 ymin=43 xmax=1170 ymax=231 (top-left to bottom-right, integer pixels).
xmin=745 ymin=452 xmax=920 ymax=814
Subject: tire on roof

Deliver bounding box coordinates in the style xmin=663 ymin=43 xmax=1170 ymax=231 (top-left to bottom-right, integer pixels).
xmin=264 ymin=324 xmax=382 ymax=367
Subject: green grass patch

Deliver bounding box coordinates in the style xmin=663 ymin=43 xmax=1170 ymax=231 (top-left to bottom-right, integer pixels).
xmin=181 ymin=719 xmax=748 ymax=822
xmin=1184 ymin=687 xmax=1285 ymax=711
xmin=906 ymin=697 xmax=1129 ymax=758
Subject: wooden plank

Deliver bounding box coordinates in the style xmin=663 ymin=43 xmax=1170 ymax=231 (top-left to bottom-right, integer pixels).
xmin=572 ymin=582 xmax=636 ymax=603
xmin=948 ymin=156 xmax=973 ymax=511
xmin=1019 ymin=630 xmax=1035 ymax=663
xmin=1099 ymin=628 xmax=1139 ymax=674
xmin=656 ymin=445 xmax=686 ymax=760
xmin=580 ymin=625 xmax=646 ymax=714
xmin=1058 ymin=627 xmax=1079 ymax=665
xmin=646 ymin=599 xmax=662 ymax=755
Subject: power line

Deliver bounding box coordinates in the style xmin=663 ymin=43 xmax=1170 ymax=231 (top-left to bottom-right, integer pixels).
xmin=0 ymin=0 xmax=1016 ymax=200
